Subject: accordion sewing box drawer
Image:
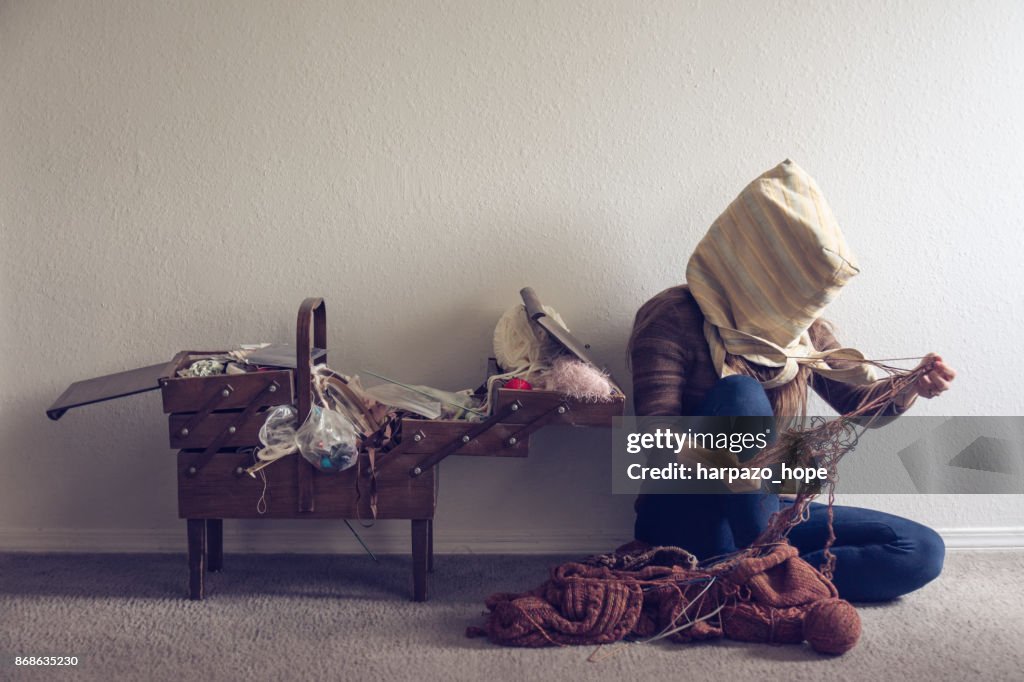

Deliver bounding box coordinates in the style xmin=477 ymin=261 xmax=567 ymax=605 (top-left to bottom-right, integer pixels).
xmin=47 ymin=290 xmax=624 ymax=602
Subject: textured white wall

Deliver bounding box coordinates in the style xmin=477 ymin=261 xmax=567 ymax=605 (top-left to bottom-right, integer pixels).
xmin=2 ymin=0 xmax=1022 ymax=553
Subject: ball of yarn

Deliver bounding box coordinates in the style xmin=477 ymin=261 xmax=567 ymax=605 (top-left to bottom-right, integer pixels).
xmin=492 ymin=303 xmax=567 ymax=377
xmin=802 ymin=598 xmax=861 ymax=655
xmin=505 ymin=377 xmax=533 ymax=390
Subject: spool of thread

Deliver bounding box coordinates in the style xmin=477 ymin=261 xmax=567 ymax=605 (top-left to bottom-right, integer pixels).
xmin=802 ymin=598 xmax=861 ymax=655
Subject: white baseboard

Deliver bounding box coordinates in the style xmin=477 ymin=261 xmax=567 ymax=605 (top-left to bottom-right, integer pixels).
xmin=0 ymin=525 xmax=1022 ymax=554
xmin=937 ymin=527 xmax=1024 ymax=549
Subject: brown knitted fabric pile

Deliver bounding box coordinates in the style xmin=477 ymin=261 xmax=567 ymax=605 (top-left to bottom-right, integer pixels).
xmin=467 ymin=541 xmax=861 ymax=655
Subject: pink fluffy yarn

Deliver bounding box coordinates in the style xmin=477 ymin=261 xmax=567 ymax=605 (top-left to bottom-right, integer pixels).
xmin=542 ymin=356 xmax=615 ymax=402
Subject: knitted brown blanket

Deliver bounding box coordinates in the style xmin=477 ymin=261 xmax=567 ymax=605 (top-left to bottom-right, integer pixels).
xmin=467 ymin=542 xmax=861 ymax=655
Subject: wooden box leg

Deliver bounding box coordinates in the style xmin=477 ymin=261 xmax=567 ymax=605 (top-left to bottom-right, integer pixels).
xmin=187 ymin=519 xmax=206 ymax=600
xmin=427 ymin=519 xmax=434 ymax=573
xmin=411 ymin=519 xmax=429 ymax=602
xmin=206 ymin=519 xmax=223 ymax=573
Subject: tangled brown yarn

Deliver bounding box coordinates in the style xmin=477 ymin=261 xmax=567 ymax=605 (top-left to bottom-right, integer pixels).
xmin=468 ymin=359 xmax=933 ymax=656
xmin=745 ymin=357 xmax=934 ymax=579
xmin=467 ymin=541 xmax=857 ymax=655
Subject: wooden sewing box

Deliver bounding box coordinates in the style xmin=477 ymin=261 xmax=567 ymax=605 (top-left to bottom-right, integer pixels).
xmin=47 ymin=289 xmax=624 ymax=601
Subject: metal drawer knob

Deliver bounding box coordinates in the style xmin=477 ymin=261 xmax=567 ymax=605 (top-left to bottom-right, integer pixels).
xmin=221 ymin=388 xmax=231 ymax=397
xmin=180 ymin=427 xmax=189 ymax=437
xmin=557 ymin=405 xmax=567 ymax=414
xmin=507 ymin=436 xmax=518 ymax=446
xmin=268 ymin=384 xmax=277 ymax=393
xmin=228 ymin=426 xmax=237 ymax=434
xmin=187 ymin=466 xmax=197 ymax=476
xmin=461 ymin=435 xmax=471 ymax=443
xmin=413 ymin=433 xmax=423 ymax=442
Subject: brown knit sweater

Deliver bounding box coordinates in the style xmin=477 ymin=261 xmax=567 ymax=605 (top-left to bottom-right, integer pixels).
xmin=630 ymin=285 xmax=910 ymax=419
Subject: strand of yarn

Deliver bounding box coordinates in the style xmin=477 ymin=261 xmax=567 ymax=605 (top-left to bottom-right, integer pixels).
xmin=741 ymin=356 xmax=936 ymax=574
xmin=249 ymin=449 xmax=269 ymax=515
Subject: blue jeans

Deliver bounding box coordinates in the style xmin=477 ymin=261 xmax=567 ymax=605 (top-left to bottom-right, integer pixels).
xmin=634 ymin=375 xmax=945 ymax=602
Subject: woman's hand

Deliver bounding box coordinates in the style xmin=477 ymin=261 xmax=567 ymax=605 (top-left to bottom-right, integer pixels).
xmin=897 ymin=353 xmax=956 ymax=408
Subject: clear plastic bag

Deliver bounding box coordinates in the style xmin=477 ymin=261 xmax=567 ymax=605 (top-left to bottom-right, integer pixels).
xmin=295 ymin=405 xmax=358 ymax=472
xmin=258 ymin=405 xmax=299 ymax=453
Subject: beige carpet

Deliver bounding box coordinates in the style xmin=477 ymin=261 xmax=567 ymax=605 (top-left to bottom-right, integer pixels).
xmin=2 ymin=550 xmax=1022 ymax=681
